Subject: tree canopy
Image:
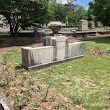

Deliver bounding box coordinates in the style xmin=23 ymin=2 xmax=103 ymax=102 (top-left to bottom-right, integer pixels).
xmin=0 ymin=0 xmax=48 ymax=37
xmin=0 ymin=0 xmax=89 ymax=37
xmin=93 ymin=0 xmax=110 ymax=26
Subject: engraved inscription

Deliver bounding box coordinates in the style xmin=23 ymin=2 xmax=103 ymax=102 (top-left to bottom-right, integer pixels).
xmin=57 ymin=42 xmax=66 ymax=60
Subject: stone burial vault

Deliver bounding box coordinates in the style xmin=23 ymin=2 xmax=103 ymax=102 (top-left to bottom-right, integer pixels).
xmin=21 ymin=35 xmax=84 ymax=71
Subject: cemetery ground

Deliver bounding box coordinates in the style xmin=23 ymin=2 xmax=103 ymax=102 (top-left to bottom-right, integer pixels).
xmin=0 ymin=37 xmax=110 ymax=110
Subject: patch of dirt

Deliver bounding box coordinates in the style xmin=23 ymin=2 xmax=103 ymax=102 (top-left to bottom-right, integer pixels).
xmin=0 ymin=62 xmax=82 ymax=110
xmin=85 ymin=49 xmax=110 ymax=58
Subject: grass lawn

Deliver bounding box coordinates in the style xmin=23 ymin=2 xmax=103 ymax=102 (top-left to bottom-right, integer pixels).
xmin=85 ymin=37 xmax=110 ymax=53
xmin=92 ymin=27 xmax=110 ymax=31
xmin=0 ymin=34 xmax=11 ymax=38
xmin=35 ymin=53 xmax=110 ymax=110
xmin=0 ymin=37 xmax=110 ymax=110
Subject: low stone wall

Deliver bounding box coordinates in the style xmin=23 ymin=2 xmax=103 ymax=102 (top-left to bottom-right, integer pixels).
xmin=22 ymin=46 xmax=54 ymax=67
xmin=0 ymin=36 xmax=44 ymax=48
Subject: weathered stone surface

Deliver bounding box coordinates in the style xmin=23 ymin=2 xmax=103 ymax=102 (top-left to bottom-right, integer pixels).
xmin=43 ymin=36 xmax=54 ymax=46
xmin=79 ymin=20 xmax=89 ymax=31
xmin=90 ymin=21 xmax=95 ymax=29
xmin=51 ymin=36 xmax=68 ymax=60
xmin=0 ymin=97 xmax=10 ymax=110
xmin=21 ymin=35 xmax=84 ymax=71
xmin=22 ymin=46 xmax=54 ymax=67
xmin=68 ymin=42 xmax=84 ymax=58
xmin=48 ymin=21 xmax=62 ymax=34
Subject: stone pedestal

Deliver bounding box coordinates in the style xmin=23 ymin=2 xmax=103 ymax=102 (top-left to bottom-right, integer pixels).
xmin=51 ymin=36 xmax=68 ymax=60
xmin=43 ymin=36 xmax=54 ymax=46
xmin=79 ymin=20 xmax=89 ymax=31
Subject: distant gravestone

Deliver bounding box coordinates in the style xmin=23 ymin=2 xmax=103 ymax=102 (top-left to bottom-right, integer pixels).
xmin=90 ymin=21 xmax=95 ymax=29
xmin=79 ymin=19 xmax=89 ymax=31
xmin=0 ymin=97 xmax=10 ymax=110
xmin=97 ymin=22 xmax=103 ymax=27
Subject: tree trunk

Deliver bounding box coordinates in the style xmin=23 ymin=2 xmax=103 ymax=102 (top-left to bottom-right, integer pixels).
xmin=9 ymin=21 xmax=19 ymax=37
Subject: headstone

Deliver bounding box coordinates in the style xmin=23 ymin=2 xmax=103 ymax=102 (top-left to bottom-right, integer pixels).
xmin=97 ymin=22 xmax=103 ymax=27
xmin=0 ymin=97 xmax=10 ymax=110
xmin=90 ymin=21 xmax=95 ymax=29
xmin=79 ymin=20 xmax=89 ymax=31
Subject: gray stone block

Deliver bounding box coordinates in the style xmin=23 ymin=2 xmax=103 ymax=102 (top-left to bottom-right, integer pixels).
xmin=21 ymin=35 xmax=84 ymax=71
xmin=43 ymin=36 xmax=54 ymax=46
xmin=22 ymin=46 xmax=54 ymax=67
xmin=68 ymin=42 xmax=84 ymax=58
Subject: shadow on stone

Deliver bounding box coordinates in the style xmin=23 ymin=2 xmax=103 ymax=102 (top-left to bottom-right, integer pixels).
xmin=0 ymin=103 xmax=4 ymax=110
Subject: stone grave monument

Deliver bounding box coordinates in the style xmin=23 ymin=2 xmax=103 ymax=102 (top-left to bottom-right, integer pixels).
xmin=79 ymin=19 xmax=89 ymax=31
xmin=22 ymin=35 xmax=84 ymax=71
xmin=90 ymin=21 xmax=95 ymax=29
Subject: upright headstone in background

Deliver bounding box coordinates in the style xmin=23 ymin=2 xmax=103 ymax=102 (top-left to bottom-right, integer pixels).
xmin=90 ymin=21 xmax=95 ymax=29
xmin=97 ymin=22 xmax=103 ymax=27
xmin=79 ymin=19 xmax=89 ymax=31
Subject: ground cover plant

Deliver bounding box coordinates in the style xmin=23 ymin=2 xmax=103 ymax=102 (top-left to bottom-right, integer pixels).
xmin=84 ymin=37 xmax=110 ymax=57
xmin=0 ymin=52 xmax=80 ymax=110
xmin=0 ymin=37 xmax=110 ymax=110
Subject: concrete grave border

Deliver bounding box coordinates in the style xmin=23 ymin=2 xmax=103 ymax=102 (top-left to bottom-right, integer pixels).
xmin=22 ymin=55 xmax=84 ymax=71
xmin=0 ymin=97 xmax=10 ymax=110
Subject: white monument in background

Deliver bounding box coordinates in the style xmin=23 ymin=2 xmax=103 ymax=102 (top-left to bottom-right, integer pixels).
xmin=79 ymin=19 xmax=89 ymax=31
xmin=56 ymin=0 xmax=67 ymax=4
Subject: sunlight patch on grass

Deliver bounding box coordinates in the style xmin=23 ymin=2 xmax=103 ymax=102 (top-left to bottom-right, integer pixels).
xmin=84 ymin=37 xmax=110 ymax=53
xmin=33 ymin=53 xmax=110 ymax=109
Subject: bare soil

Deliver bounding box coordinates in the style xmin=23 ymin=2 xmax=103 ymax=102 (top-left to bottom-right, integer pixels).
xmin=0 ymin=63 xmax=82 ymax=110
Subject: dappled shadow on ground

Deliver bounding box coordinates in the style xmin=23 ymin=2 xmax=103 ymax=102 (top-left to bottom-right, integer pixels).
xmin=82 ymin=36 xmax=110 ymax=44
xmin=90 ymin=36 xmax=110 ymax=44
